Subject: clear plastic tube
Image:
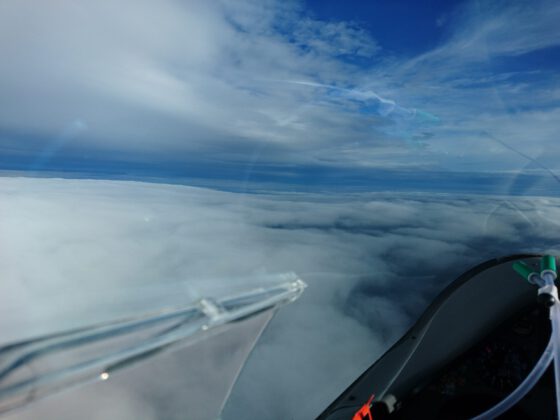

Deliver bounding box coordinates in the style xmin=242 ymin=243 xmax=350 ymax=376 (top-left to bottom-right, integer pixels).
xmin=472 ymin=271 xmax=560 ymax=420
xmin=551 ymin=303 xmax=560 ymax=418
xmin=470 ymin=335 xmax=553 ymax=420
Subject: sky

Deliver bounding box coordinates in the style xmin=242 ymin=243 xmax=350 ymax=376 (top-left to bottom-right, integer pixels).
xmin=1 ymin=0 xmax=560 ymax=419
xmin=0 ymin=0 xmax=560 ymax=193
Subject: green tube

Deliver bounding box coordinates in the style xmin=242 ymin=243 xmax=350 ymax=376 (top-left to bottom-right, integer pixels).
xmin=513 ymin=261 xmax=536 ymax=282
xmin=541 ymin=255 xmax=557 ymax=274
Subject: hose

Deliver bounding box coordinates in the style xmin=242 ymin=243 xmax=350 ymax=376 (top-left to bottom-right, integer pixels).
xmin=552 ymin=303 xmax=560 ymax=418
xmin=470 ymin=333 xmax=554 ymax=420
xmin=472 ymin=256 xmax=560 ymax=419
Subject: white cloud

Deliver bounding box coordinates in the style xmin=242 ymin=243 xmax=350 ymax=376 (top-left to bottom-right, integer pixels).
xmin=1 ymin=0 xmax=558 ymax=176
xmin=0 ymin=0 xmax=374 ymax=158
xmin=292 ymin=19 xmax=379 ymax=58
xmin=450 ymin=0 xmax=560 ymax=58
xmin=1 ymin=177 xmax=560 ymax=418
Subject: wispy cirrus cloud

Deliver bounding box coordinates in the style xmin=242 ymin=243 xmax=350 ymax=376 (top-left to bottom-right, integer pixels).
xmin=0 ymin=0 xmax=559 ymax=181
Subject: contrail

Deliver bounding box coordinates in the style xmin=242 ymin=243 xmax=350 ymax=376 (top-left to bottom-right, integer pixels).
xmin=281 ymin=79 xmax=397 ymax=114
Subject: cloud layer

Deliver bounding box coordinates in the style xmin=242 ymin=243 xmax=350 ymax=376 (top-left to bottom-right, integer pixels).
xmin=2 ymin=177 xmax=560 ymax=419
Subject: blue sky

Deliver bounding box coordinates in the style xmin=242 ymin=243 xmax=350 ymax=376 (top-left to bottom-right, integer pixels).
xmin=304 ymin=0 xmax=460 ymax=55
xmin=1 ymin=0 xmax=560 ymax=195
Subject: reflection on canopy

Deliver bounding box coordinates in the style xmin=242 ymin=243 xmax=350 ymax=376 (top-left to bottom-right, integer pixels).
xmin=0 ymin=275 xmax=305 ymax=417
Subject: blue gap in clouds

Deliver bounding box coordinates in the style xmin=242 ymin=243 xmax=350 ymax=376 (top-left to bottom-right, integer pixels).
xmin=492 ymin=45 xmax=560 ymax=73
xmin=0 ymin=130 xmax=560 ymax=196
xmin=2 ymin=150 xmax=560 ymax=197
xmin=483 ymin=45 xmax=560 ymax=113
xmin=2 ymin=131 xmax=560 ymax=196
xmin=303 ymin=0 xmax=464 ymax=56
